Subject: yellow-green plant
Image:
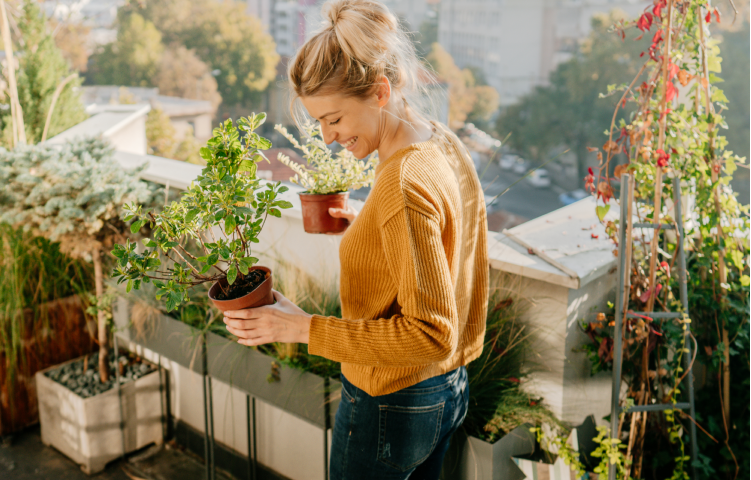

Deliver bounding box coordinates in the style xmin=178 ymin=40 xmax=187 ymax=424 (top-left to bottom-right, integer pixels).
xmin=275 ymin=121 xmax=377 ymax=194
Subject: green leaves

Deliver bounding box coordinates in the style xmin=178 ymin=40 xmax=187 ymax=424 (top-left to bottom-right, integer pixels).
xmin=110 ymin=113 xmax=292 ymax=313
xmin=130 ymin=219 xmax=147 ymax=234
xmin=596 ymin=205 xmax=611 ymax=222
xmin=224 ymin=215 xmax=236 ymax=234
xmin=227 ymin=265 xmax=238 ymax=285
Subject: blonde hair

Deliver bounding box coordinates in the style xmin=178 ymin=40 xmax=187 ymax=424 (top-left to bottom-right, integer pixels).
xmin=288 ymin=0 xmax=472 ymax=161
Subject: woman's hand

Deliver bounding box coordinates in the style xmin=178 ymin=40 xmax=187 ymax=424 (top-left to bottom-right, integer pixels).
xmin=325 ymin=205 xmax=358 ymax=235
xmin=329 ymin=205 xmax=357 ymax=222
xmin=223 ymin=290 xmax=313 ymax=346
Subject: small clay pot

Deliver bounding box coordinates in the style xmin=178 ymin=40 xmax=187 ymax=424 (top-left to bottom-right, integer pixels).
xmin=299 ymin=191 xmax=349 ymax=234
xmin=208 ymin=266 xmax=274 ymax=312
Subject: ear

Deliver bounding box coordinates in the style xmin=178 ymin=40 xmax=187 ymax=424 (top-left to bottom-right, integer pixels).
xmin=375 ymin=76 xmax=391 ymax=108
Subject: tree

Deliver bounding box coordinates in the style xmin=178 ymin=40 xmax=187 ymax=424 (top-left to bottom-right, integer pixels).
xmin=87 ymin=12 xmax=164 ymax=87
xmin=146 ymin=107 xmax=203 ymax=165
xmin=50 ymin=18 xmax=91 ymax=72
xmin=139 ymin=0 xmax=278 ymax=106
xmin=425 ymin=43 xmax=499 ymax=129
xmin=495 ymin=11 xmax=645 ymax=186
xmin=154 ymin=44 xmax=222 ymax=114
xmin=714 ymin=21 xmax=749 ymax=203
xmin=0 ymin=1 xmax=87 ymax=146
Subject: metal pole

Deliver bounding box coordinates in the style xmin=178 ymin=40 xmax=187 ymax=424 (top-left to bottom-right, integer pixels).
xmin=251 ymin=395 xmax=256 ymax=480
xmin=672 ymin=177 xmax=698 ymax=480
xmin=158 ymin=355 xmax=167 ymax=442
xmin=323 ymin=377 xmax=331 ymax=480
xmin=609 ymin=174 xmax=632 ymax=479
xmin=113 ymin=334 xmax=127 ymax=458
xmin=208 ymin=375 xmax=216 ymax=480
xmin=202 ymin=334 xmax=211 ymax=480
xmin=252 ymin=397 xmax=258 ymax=480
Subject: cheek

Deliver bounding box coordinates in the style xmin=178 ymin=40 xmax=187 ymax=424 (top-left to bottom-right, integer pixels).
xmin=352 ymin=119 xmax=379 ymax=158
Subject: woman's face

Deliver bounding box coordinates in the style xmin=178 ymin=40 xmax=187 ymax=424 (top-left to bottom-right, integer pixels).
xmin=300 ymin=84 xmax=389 ymax=160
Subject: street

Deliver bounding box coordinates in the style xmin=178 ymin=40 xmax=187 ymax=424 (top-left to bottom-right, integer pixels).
xmin=479 ymin=157 xmax=565 ymax=221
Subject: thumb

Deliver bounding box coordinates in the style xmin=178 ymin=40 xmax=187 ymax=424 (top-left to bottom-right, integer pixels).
xmin=328 ymin=207 xmax=342 ymax=216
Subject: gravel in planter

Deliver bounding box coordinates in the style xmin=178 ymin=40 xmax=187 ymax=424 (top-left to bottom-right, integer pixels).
xmin=44 ymin=351 xmax=156 ymax=399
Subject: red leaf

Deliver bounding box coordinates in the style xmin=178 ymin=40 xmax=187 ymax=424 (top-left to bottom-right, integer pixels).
xmin=591 ymin=233 xmax=599 ymax=239
xmin=666 ymin=81 xmax=678 ymax=103
xmin=637 ymin=12 xmax=654 ymax=31
xmin=588 ymin=167 xmax=594 ymax=175
xmin=705 ymin=11 xmax=712 ymax=23
xmin=668 ymin=63 xmax=679 ymax=80
xmin=653 ymin=2 xmax=664 ymax=18
xmin=714 ymin=9 xmax=721 ymax=23
xmin=656 ymin=148 xmax=670 ymax=167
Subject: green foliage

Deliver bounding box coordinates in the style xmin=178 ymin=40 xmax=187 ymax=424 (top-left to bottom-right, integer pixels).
xmin=112 ymin=113 xmax=292 ymax=311
xmin=715 ymin=22 xmax=750 ymax=203
xmin=0 ymin=0 xmax=87 ymax=145
xmin=146 ymin=107 xmax=203 ymax=164
xmin=577 ymin=3 xmax=750 ymax=479
xmin=275 ymin=122 xmax=378 ymax=194
xmin=462 ymin=273 xmax=561 ymax=443
xmin=87 ymin=12 xmax=164 ymax=87
xmin=136 ymin=0 xmax=279 ymax=106
xmin=0 ymin=137 xmax=155 ymax=259
xmin=0 ymin=224 xmax=93 ymax=380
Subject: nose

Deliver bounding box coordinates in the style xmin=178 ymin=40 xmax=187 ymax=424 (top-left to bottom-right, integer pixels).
xmin=320 ymin=124 xmax=337 ymax=145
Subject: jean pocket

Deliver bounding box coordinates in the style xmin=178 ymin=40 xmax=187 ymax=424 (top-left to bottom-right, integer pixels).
xmin=377 ymin=402 xmax=445 ymax=472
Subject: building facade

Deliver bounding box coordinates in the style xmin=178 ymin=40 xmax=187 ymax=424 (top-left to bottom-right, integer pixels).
xmin=438 ymin=0 xmax=650 ymax=106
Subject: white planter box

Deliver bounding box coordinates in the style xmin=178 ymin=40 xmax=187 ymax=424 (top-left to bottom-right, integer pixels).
xmin=35 ymin=356 xmax=163 ymax=474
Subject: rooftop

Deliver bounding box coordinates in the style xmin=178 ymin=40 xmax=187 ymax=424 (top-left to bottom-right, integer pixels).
xmin=46 ymin=104 xmax=151 ymax=145
xmin=489 ymin=196 xmax=618 ymax=289
xmin=82 ymin=86 xmax=213 ymax=117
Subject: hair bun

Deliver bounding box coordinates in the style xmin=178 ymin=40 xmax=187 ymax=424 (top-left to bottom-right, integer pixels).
xmin=324 ymin=0 xmax=397 ymax=33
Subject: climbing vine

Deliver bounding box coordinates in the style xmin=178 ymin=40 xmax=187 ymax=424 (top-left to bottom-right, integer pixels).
xmin=581 ymin=1 xmax=749 ymax=479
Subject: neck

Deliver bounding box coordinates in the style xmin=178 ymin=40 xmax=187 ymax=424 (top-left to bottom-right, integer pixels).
xmin=376 ymin=101 xmax=432 ymax=163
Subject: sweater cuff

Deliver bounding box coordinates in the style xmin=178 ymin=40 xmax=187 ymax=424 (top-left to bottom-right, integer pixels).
xmin=307 ymin=314 xmax=329 ymax=357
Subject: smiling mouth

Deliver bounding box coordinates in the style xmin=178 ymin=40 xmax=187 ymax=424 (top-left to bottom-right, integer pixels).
xmin=341 ymin=137 xmax=358 ymax=149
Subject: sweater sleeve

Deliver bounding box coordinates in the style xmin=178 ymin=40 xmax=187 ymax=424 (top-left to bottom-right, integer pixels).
xmin=307 ymin=205 xmax=458 ymax=367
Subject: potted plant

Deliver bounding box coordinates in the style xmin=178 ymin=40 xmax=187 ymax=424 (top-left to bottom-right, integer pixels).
xmin=0 ymin=137 xmax=164 ymax=472
xmin=275 ymin=121 xmax=377 ymax=234
xmin=112 ymin=113 xmax=292 ymax=313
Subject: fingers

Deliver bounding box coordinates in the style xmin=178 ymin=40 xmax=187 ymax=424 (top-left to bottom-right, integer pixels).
xmin=223 ymin=307 xmax=262 ymax=320
xmin=223 ymin=317 xmax=260 ymax=329
xmin=272 ymin=289 xmax=287 ymax=303
xmin=238 ymin=337 xmax=273 ymax=347
xmin=328 ymin=207 xmax=345 ymax=218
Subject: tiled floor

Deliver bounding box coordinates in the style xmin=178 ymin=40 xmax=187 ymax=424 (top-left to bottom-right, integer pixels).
xmin=0 ymin=426 xmax=233 ymax=480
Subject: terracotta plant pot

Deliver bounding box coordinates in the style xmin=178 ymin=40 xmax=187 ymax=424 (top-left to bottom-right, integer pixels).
xmin=208 ymin=266 xmax=274 ymax=312
xmin=299 ymin=191 xmax=349 ymax=234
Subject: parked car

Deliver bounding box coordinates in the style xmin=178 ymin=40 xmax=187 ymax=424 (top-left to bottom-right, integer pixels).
xmin=559 ymin=189 xmax=589 ymax=205
xmin=512 ymin=159 xmax=530 ymax=174
xmin=526 ymin=169 xmax=551 ymax=188
xmin=499 ymin=154 xmax=519 ymax=170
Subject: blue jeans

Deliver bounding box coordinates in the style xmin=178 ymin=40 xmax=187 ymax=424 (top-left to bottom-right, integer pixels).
xmin=330 ymin=367 xmax=469 ymax=480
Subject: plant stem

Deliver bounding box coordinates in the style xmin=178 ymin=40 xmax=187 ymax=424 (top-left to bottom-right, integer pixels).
xmin=0 ymin=0 xmax=26 ymax=146
xmin=698 ymin=4 xmax=731 ymax=425
xmin=646 ymin=0 xmax=674 ymax=314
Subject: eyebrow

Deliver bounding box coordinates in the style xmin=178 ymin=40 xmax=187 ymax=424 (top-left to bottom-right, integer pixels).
xmin=318 ymin=110 xmax=341 ymax=120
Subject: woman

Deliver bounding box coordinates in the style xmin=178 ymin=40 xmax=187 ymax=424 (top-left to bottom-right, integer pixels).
xmin=223 ymin=1 xmax=488 ymax=478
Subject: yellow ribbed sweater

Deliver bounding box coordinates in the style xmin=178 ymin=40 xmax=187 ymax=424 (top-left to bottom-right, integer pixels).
xmin=308 ymin=132 xmax=488 ymax=396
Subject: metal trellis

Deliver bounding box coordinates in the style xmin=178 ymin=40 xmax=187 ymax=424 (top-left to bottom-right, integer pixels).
xmin=609 ymin=174 xmax=698 ymax=479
